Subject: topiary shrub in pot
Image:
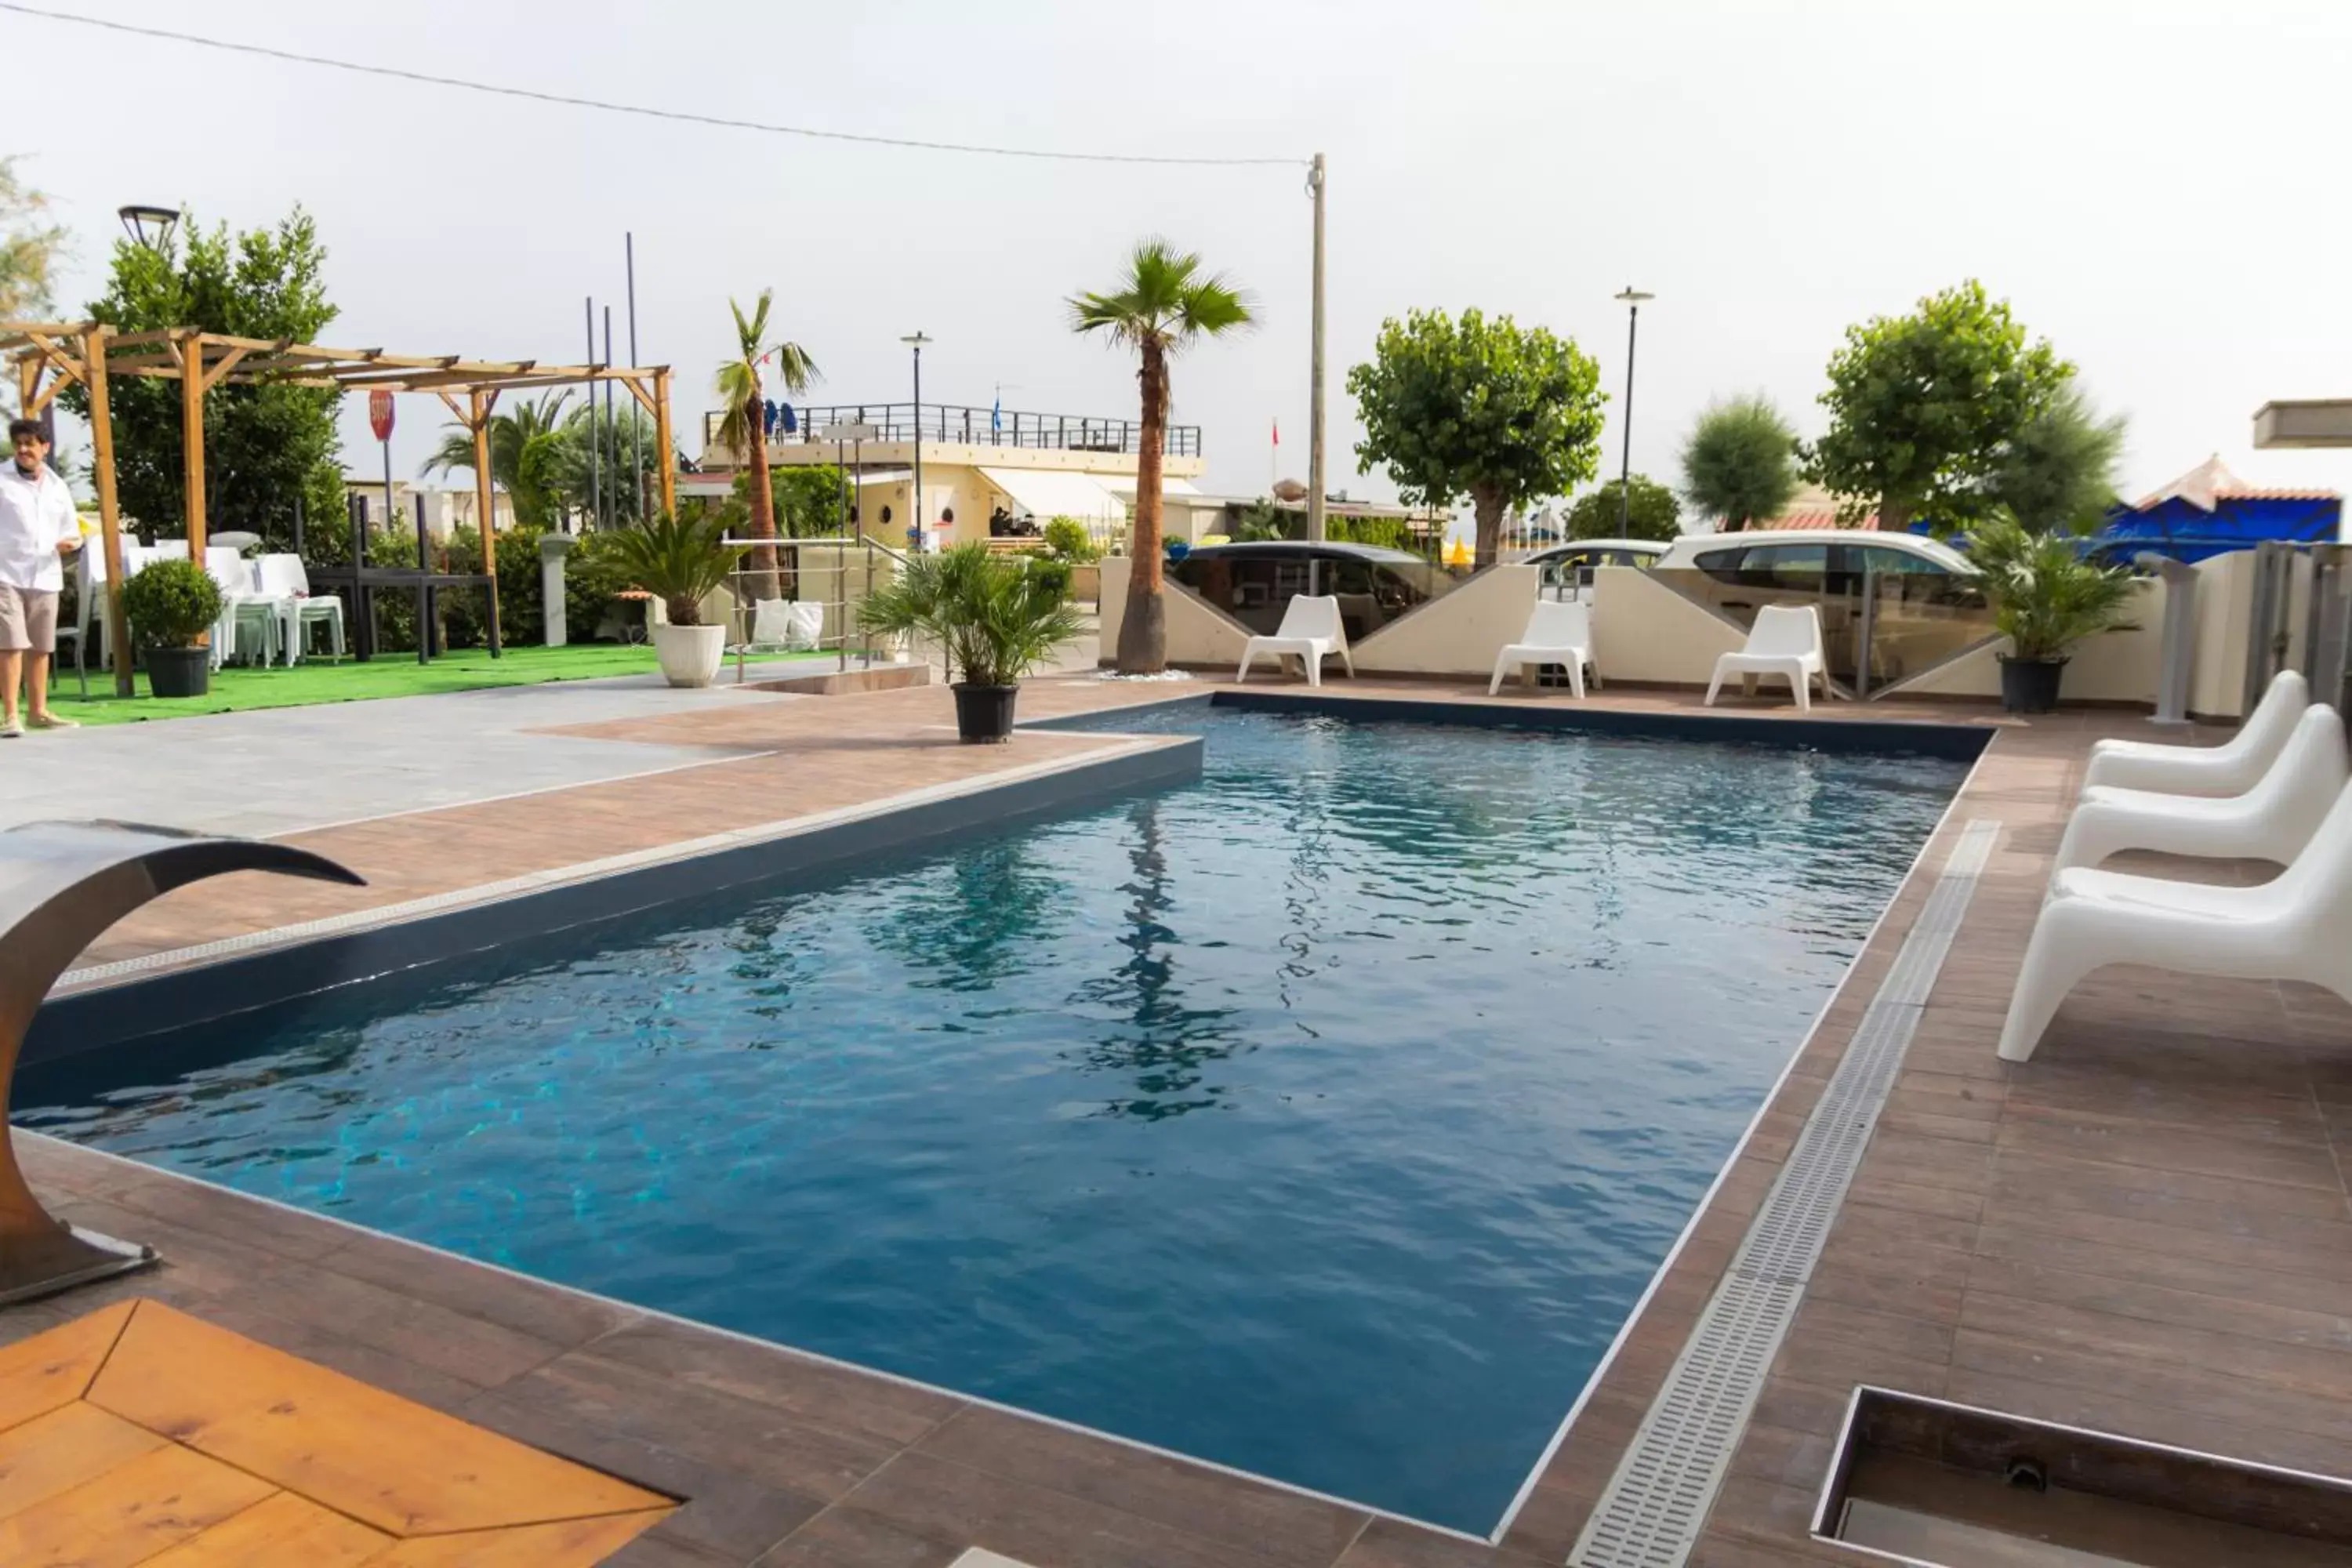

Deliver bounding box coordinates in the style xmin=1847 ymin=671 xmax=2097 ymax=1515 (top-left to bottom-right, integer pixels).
xmin=1972 ymin=514 xmax=2139 ymax=713
xmin=603 ymin=510 xmax=746 ymax=688
xmin=858 ymin=542 xmax=1087 ymax=742
xmin=122 ymin=556 xmax=224 ymax=699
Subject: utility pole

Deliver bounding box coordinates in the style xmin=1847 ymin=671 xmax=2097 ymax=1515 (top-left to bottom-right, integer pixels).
xmin=1306 ymin=152 xmax=1327 ymax=543
xmin=1613 ymin=286 xmax=1653 ymax=536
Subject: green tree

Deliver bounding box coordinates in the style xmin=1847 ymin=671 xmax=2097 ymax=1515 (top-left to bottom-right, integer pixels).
xmin=557 ymin=401 xmax=669 ymax=528
xmin=771 ymin=463 xmax=850 ymax=538
xmin=1345 ymin=308 xmax=1606 ymax=570
xmin=1070 ymin=238 xmax=1254 ymax=675
xmin=66 ymin=207 xmax=343 ymax=548
xmin=1679 ymin=394 xmax=1798 ymax=532
xmin=422 ymin=391 xmax=572 ymax=529
xmin=1564 ymin=475 xmax=1681 ymax=542
xmin=1989 ymin=387 xmax=2127 ymax=533
xmin=1804 ymin=280 xmax=2074 ymax=535
xmin=0 ymin=157 xmax=65 ymax=322
xmin=713 ymin=290 xmax=818 ymax=601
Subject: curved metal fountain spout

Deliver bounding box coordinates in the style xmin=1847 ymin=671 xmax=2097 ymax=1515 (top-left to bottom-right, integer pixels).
xmin=0 ymin=821 xmax=364 ymax=1305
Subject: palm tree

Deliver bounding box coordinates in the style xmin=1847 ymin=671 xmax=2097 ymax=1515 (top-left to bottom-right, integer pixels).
xmin=422 ymin=392 xmax=572 ymax=530
xmin=1070 ymin=240 xmax=1253 ymax=674
xmin=713 ymin=289 xmax=818 ymax=602
xmin=1679 ymin=394 xmax=1799 ymax=533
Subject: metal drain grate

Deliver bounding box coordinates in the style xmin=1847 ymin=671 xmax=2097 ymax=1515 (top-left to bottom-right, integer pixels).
xmin=1569 ymin=818 xmax=1998 ymax=1567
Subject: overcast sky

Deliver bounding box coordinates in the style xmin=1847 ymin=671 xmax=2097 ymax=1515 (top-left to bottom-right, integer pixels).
xmin=13 ymin=0 xmax=2352 ymax=514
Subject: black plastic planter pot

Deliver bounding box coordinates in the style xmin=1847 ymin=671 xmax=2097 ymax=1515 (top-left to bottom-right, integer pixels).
xmin=144 ymin=646 xmax=210 ymax=699
xmin=1998 ymin=655 xmax=2066 ymax=714
xmin=952 ymin=682 xmax=1019 ymax=743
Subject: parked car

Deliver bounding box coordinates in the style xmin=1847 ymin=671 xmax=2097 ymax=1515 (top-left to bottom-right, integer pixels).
xmin=1523 ymin=538 xmax=1669 ymax=597
xmin=1170 ymin=541 xmax=1446 ymax=641
xmin=1523 ymin=538 xmax=1670 ymax=575
xmin=1653 ymin=528 xmax=1977 ymax=580
xmin=1650 ymin=529 xmax=1984 ymax=691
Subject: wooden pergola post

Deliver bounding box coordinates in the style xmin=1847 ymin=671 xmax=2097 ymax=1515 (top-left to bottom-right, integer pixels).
xmin=469 ymin=388 xmax=502 ymax=655
xmin=653 ymin=367 xmax=675 ymax=520
xmin=80 ymin=326 xmax=134 ymax=697
xmin=176 ymin=333 xmax=206 ymax=561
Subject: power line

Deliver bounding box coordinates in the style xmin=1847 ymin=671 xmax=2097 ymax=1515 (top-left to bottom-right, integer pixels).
xmin=0 ymin=3 xmax=1305 ymax=169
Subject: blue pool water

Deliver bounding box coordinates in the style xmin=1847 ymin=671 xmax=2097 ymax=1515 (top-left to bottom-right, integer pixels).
xmin=18 ymin=705 xmax=1965 ymax=1530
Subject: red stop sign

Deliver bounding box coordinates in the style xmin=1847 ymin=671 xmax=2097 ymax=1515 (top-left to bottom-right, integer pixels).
xmin=368 ymin=390 xmax=395 ymax=443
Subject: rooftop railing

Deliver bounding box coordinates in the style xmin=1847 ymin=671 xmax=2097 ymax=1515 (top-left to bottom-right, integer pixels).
xmin=700 ymin=403 xmax=1201 ymax=459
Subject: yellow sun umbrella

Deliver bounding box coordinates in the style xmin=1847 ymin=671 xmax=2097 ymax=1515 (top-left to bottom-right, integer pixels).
xmin=1442 ymin=537 xmax=1473 ymax=569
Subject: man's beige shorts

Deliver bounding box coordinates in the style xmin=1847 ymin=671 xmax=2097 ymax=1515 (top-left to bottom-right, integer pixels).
xmin=0 ymin=584 xmax=59 ymax=654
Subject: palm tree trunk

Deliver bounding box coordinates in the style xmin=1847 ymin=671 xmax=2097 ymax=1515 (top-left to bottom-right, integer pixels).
xmin=1117 ymin=342 xmax=1169 ymax=675
xmin=744 ymin=387 xmax=782 ymax=603
xmin=1472 ymin=485 xmax=1504 ymax=571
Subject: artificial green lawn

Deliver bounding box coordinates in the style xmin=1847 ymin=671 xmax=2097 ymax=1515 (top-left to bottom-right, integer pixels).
xmin=55 ymin=643 xmax=826 ymax=725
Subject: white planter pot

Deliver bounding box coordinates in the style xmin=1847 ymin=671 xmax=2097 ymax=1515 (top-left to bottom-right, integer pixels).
xmin=652 ymin=622 xmax=726 ymax=688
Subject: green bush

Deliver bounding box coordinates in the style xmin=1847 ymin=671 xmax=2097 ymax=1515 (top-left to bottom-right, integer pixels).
xmin=441 ymin=525 xmax=550 ymax=648
xmin=1041 ymin=516 xmax=1099 ymax=562
xmin=121 ymin=557 xmax=223 ymax=648
xmin=1027 ymin=557 xmax=1074 ymax=602
xmin=566 ymin=530 xmax=644 ymax=640
xmin=1325 ymin=515 xmax=1415 ymax=551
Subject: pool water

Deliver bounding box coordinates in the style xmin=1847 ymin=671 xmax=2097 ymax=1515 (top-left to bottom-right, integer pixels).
xmin=18 ymin=706 xmax=1966 ymax=1530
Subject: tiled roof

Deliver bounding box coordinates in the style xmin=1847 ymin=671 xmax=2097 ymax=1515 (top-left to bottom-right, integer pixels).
xmin=2134 ymin=454 xmax=2339 ymax=510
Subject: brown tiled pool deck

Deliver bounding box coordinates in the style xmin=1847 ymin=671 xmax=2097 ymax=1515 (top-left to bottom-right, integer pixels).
xmin=16 ymin=672 xmax=2352 ymax=1566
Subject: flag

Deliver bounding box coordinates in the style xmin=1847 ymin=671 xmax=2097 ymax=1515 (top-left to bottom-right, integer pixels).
xmin=1272 ymin=416 xmax=1279 ymax=447
xmin=992 ymin=395 xmax=1002 ymax=437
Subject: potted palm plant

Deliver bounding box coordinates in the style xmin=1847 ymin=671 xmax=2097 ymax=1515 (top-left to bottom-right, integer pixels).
xmin=604 ymin=510 xmax=746 ymax=688
xmin=858 ymin=543 xmax=1087 ymax=742
xmin=122 ymin=556 xmax=224 ymax=699
xmin=1972 ymin=514 xmax=2139 ymax=713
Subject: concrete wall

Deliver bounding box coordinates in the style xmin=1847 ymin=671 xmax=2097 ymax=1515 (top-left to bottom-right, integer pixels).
xmin=1098 ymin=556 xmax=1254 ymax=666
xmin=1352 ymin=565 xmax=1538 ymax=675
xmin=1588 ymin=566 xmax=1749 ymax=684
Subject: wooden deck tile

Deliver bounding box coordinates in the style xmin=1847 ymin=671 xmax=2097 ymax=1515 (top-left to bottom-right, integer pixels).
xmin=0 ymin=1442 xmax=274 ymax=1567
xmin=137 ymin=1492 xmax=390 ymax=1566
xmin=86 ymin=1301 xmax=670 ymax=1536
xmin=0 ymin=1298 xmax=132 ymax=1432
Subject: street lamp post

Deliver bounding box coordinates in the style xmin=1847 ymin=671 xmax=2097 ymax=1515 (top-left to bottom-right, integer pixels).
xmin=116 ymin=204 xmax=180 ymax=252
xmin=901 ymin=332 xmax=932 ymax=551
xmin=1613 ymin=286 xmax=1653 ymax=535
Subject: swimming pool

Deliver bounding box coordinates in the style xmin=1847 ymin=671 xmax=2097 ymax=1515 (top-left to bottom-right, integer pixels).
xmin=19 ymin=702 xmax=1969 ymax=1530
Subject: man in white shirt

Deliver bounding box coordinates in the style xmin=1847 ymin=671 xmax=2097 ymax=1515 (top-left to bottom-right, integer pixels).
xmin=0 ymin=416 xmax=83 ymax=737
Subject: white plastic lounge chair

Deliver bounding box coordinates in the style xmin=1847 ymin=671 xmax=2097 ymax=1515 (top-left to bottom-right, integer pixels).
xmin=1997 ymin=775 xmax=2352 ymax=1062
xmin=1236 ymin=595 xmax=1352 ymax=688
xmin=2052 ymin=704 xmax=2349 ymax=880
xmin=1490 ymin=600 xmax=1596 ymax=698
xmin=255 ymin=554 xmax=346 ymax=666
xmin=1704 ymin=604 xmax=1828 ymax=712
xmin=2082 ymin=669 xmax=2307 ymax=795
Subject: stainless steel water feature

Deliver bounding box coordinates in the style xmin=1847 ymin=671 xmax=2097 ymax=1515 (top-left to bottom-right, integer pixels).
xmin=0 ymin=821 xmax=363 ymax=1305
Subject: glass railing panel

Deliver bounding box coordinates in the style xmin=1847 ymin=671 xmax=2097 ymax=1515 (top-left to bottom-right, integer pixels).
xmin=1643 ymin=567 xmax=1998 ymax=695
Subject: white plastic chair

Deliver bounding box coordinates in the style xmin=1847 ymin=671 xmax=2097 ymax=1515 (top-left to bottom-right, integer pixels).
xmin=2052 ymin=704 xmax=2350 ymax=880
xmin=255 ymin=554 xmax=346 ymax=666
xmin=1236 ymin=595 xmax=1352 ymax=687
xmin=204 ymin=546 xmax=278 ymax=669
xmin=1704 ymin=604 xmax=1828 ymax=711
xmin=1490 ymin=600 xmax=1596 ymax=698
xmin=1998 ymin=775 xmax=2352 ymax=1062
xmin=2082 ymin=669 xmax=2307 ymax=795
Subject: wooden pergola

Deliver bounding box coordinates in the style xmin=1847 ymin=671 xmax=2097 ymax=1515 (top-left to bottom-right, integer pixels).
xmin=3 ymin=321 xmax=676 ymax=695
